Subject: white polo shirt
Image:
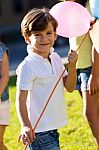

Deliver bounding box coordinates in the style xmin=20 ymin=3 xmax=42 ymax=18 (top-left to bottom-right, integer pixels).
xmin=16 ymin=46 xmax=68 ymax=133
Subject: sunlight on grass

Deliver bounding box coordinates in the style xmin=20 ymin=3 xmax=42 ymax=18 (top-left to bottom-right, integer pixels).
xmin=4 ymin=76 xmax=97 ymax=150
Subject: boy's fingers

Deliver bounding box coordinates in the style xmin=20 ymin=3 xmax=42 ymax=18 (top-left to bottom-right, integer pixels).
xmin=25 ymin=133 xmax=32 ymax=144
xmin=18 ymin=134 xmax=22 ymax=143
xmin=18 ymin=134 xmax=29 ymax=145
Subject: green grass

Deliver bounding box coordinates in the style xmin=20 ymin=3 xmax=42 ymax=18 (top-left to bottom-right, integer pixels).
xmin=4 ymin=76 xmax=97 ymax=150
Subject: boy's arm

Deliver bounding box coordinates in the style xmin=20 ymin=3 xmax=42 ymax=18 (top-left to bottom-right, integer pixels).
xmin=63 ymin=50 xmax=78 ymax=92
xmin=0 ymin=52 xmax=9 ymax=96
xmin=16 ymin=89 xmax=31 ymax=127
xmin=64 ymin=64 xmax=77 ymax=92
xmin=16 ymin=89 xmax=35 ymax=144
xmin=88 ymin=47 xmax=99 ymax=95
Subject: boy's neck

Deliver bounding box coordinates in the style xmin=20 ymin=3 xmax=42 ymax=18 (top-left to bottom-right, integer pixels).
xmin=33 ymin=50 xmax=51 ymax=63
xmin=32 ymin=49 xmax=50 ymax=59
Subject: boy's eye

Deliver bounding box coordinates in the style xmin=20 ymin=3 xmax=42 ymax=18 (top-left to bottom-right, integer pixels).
xmin=47 ymin=32 xmax=53 ymax=35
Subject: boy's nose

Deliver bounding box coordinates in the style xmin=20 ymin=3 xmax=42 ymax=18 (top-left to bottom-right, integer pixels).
xmin=41 ymin=35 xmax=47 ymax=40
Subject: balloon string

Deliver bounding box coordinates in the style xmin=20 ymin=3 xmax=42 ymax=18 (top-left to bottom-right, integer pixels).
xmin=24 ymin=69 xmax=66 ymax=150
xmin=34 ymin=69 xmax=65 ymax=131
xmin=90 ymin=18 xmax=97 ymax=30
xmin=75 ymin=18 xmax=97 ymax=52
xmin=75 ymin=31 xmax=89 ymax=52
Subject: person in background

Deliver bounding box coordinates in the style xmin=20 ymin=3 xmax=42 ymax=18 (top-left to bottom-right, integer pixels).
xmin=16 ymin=7 xmax=78 ymax=150
xmin=67 ymin=0 xmax=99 ymax=149
xmin=0 ymin=41 xmax=10 ymax=150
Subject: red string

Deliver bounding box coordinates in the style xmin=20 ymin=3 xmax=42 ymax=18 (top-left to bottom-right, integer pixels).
xmin=75 ymin=31 xmax=89 ymax=52
xmin=24 ymin=69 xmax=66 ymax=149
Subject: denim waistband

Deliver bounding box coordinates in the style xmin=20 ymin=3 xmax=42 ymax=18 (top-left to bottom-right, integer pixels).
xmin=35 ymin=129 xmax=57 ymax=135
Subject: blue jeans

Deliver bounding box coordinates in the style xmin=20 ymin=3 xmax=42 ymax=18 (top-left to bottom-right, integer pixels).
xmin=27 ymin=129 xmax=60 ymax=150
xmin=76 ymin=67 xmax=92 ymax=91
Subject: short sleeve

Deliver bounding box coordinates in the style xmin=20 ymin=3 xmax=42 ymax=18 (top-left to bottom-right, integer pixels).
xmin=16 ymin=61 xmax=33 ymax=90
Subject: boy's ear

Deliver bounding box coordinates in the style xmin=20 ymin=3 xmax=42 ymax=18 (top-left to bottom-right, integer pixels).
xmin=23 ymin=34 xmax=31 ymax=44
xmin=54 ymin=32 xmax=57 ymax=41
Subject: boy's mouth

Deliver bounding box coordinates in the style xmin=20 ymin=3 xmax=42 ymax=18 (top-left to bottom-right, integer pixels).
xmin=40 ymin=41 xmax=50 ymax=44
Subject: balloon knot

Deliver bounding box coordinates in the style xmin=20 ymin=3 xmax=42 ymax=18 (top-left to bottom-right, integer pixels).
xmin=90 ymin=18 xmax=97 ymax=30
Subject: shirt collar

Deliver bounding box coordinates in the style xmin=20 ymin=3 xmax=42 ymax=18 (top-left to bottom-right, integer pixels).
xmin=27 ymin=45 xmax=54 ymax=60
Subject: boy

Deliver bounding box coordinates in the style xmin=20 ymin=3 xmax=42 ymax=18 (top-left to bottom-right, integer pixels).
xmin=16 ymin=8 xmax=78 ymax=150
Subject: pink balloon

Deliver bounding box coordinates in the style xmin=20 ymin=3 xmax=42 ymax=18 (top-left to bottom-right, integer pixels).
xmin=50 ymin=1 xmax=92 ymax=37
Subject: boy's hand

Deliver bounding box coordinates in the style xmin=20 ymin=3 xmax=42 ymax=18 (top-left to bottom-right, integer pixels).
xmin=67 ymin=50 xmax=78 ymax=67
xmin=18 ymin=126 xmax=36 ymax=145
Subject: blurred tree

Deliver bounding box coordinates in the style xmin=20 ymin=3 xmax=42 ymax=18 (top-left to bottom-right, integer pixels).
xmin=13 ymin=0 xmax=23 ymax=13
xmin=27 ymin=0 xmax=59 ymax=9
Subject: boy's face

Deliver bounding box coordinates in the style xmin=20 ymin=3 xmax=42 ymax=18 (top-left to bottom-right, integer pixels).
xmin=25 ymin=22 xmax=57 ymax=58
